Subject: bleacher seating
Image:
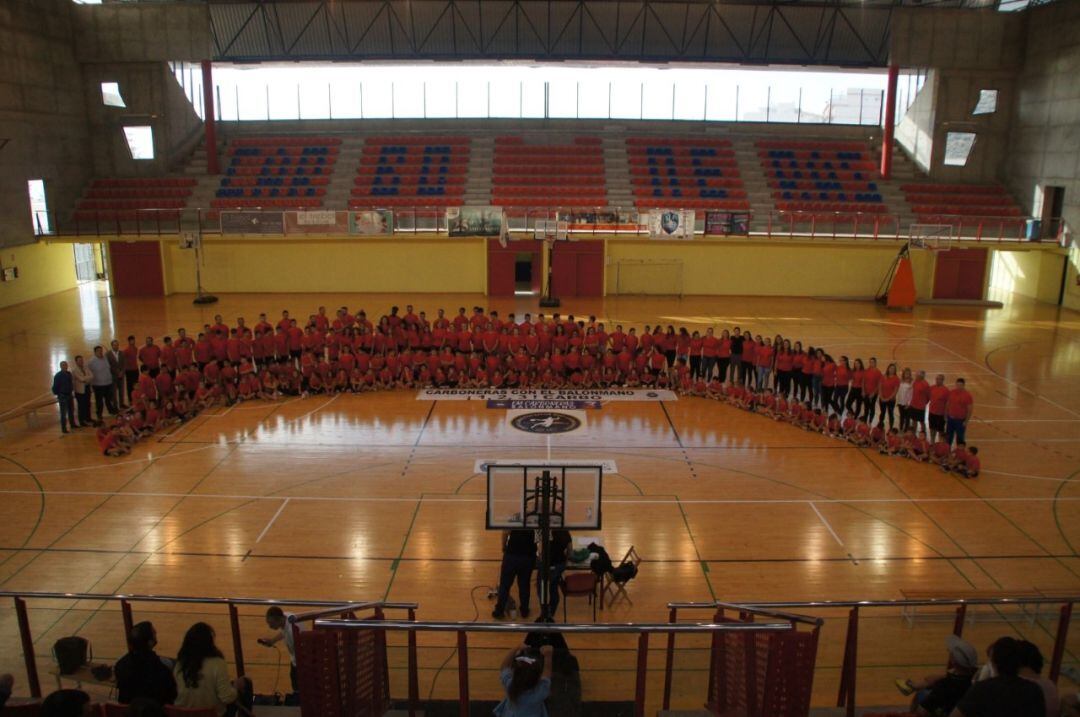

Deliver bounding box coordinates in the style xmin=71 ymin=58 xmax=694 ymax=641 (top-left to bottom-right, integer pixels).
xmin=73 ymin=177 xmax=196 ymax=223
xmin=901 ymin=183 xmax=1025 ymax=230
xmin=756 ymin=140 xmax=886 ymax=221
xmin=626 ymin=137 xmax=749 ymax=210
xmin=349 ymin=135 xmax=469 ymax=209
xmin=212 ymin=136 xmax=340 ymax=210
xmin=492 ymin=136 xmax=606 ymax=208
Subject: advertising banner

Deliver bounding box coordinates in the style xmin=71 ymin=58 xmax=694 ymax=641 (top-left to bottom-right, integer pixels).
xmin=219 ymin=211 xmax=285 ymax=235
xmin=348 ymin=210 xmax=394 ymax=235
xmin=647 ymin=209 xmax=695 ymax=239
xmin=447 ymin=206 xmax=504 ymax=237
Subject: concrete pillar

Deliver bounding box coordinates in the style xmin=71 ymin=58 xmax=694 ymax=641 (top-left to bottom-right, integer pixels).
xmin=880 ymin=63 xmax=899 ymax=180
xmin=201 ymin=60 xmax=219 ymax=175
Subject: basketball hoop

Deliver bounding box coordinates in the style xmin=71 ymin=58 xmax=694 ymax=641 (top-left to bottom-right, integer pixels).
xmin=909 ymin=223 xmax=955 ymax=252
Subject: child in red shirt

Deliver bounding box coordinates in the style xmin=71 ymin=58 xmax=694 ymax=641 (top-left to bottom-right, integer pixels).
xmin=880 ymin=428 xmax=902 ymax=456
xmin=957 ymin=446 xmax=980 ymax=478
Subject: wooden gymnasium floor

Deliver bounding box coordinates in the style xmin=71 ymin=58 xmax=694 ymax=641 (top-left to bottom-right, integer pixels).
xmin=0 ymin=282 xmax=1078 ymax=711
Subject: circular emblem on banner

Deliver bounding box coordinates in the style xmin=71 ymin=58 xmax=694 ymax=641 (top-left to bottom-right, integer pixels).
xmin=510 ymin=412 xmax=582 ymax=434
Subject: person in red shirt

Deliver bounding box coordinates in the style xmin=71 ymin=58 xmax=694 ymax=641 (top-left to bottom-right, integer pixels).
xmin=927 ymin=374 xmax=951 ymax=443
xmin=700 ymin=328 xmax=719 ymax=382
xmin=833 ymin=356 xmax=851 ymax=416
xmin=909 ymin=369 xmax=931 ymax=437
xmin=944 ymin=377 xmax=974 ymax=447
xmin=287 ymin=320 xmax=304 ymax=361
xmin=956 ymin=445 xmax=980 ymax=478
xmin=820 ymin=352 xmax=837 ymax=415
xmin=121 ymin=335 xmax=140 ymax=403
xmin=861 ymin=358 xmax=883 ymax=425
xmin=137 ymin=365 xmax=158 ymax=403
xmin=754 ymin=337 xmax=774 ymax=391
xmin=877 ymin=363 xmax=901 ymax=430
xmin=138 ymin=337 xmax=162 ymax=377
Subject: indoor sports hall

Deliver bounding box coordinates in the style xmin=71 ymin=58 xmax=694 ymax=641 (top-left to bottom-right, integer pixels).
xmin=1 ymin=1 xmax=1079 ymax=716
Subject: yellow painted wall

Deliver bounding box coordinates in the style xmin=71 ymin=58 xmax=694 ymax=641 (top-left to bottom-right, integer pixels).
xmin=604 ymin=238 xmax=936 ymax=298
xmin=1064 ymin=241 xmax=1080 ymax=313
xmin=161 ymin=235 xmax=487 ymax=295
xmin=989 ymin=247 xmax=1067 ymax=304
xmin=0 ymin=240 xmax=79 ymax=309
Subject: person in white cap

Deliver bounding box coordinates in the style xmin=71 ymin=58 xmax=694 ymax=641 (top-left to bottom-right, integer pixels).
xmin=894 ymin=634 xmax=979 ymax=716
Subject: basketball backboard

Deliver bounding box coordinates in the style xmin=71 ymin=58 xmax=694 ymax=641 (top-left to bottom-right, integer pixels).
xmin=485 ymin=464 xmax=602 ymax=530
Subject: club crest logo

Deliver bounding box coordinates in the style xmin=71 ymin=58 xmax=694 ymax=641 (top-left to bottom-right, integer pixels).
xmin=660 ymin=211 xmax=681 ymax=234
xmin=510 ymin=412 xmax=582 ymax=434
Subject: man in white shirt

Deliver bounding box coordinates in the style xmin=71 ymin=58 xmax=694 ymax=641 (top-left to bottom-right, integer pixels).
xmin=70 ymin=355 xmax=94 ymax=428
xmin=88 ymin=346 xmax=117 ymax=420
xmin=258 ymin=606 xmax=299 ymax=696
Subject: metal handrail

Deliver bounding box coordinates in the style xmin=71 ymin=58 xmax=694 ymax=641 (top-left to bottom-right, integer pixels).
xmin=290 ymin=601 xmax=418 ymax=623
xmin=667 ymin=597 xmax=1077 ymax=717
xmin=0 ymin=590 xmax=414 ymax=608
xmin=669 ymin=596 xmax=1079 ymax=609
xmin=314 ymin=618 xmax=794 ymax=634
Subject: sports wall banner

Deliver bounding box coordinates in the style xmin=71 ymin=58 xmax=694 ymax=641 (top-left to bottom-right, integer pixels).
xmin=415 ymin=388 xmax=678 ymax=402
xmin=284 ymin=210 xmax=349 ymax=234
xmin=219 ymin=211 xmax=286 ymax=235
xmin=348 ymin=210 xmax=394 ymax=235
xmin=704 ymin=211 xmax=751 ymax=236
xmin=647 ymin=209 xmax=695 ymax=239
xmin=447 ymin=206 xmax=504 ymax=237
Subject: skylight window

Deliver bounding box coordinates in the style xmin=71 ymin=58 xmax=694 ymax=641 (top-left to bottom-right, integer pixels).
xmin=123 ymin=126 xmax=155 ymax=160
xmin=944 ymin=132 xmax=976 ymax=167
xmin=973 ymin=89 xmax=997 ymax=115
xmin=101 ymin=82 xmax=126 ymax=108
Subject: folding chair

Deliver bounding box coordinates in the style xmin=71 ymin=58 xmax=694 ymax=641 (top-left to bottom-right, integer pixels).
xmin=602 ymin=545 xmax=642 ymax=608
xmin=560 ymin=571 xmax=598 ymax=622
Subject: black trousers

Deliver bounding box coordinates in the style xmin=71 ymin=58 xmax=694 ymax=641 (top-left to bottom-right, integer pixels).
xmin=863 ymin=394 xmax=877 ymax=424
xmin=125 ymin=370 xmax=139 ymax=401
xmin=495 ymin=553 xmax=535 ymax=616
xmin=845 ymin=388 xmax=862 ymax=415
xmin=821 ymin=386 xmax=835 ymax=415
xmin=832 ymin=387 xmax=849 ymax=416
xmin=717 ymin=358 xmax=731 ymax=383
xmin=689 ymin=355 xmax=701 ymax=379
xmin=93 ymin=384 xmax=117 ymax=418
xmin=75 ymin=391 xmax=91 ymax=426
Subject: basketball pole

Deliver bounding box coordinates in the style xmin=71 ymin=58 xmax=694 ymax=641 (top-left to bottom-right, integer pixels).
xmin=192 ymin=224 xmax=218 ymax=305
xmin=539 ymin=237 xmax=560 ymax=308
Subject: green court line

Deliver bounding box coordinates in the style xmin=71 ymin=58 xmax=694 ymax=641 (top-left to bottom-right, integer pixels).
xmin=0 ymin=454 xmax=46 ymax=571
xmin=676 ymin=497 xmax=716 ymax=601
xmin=384 ymin=498 xmax=424 ymax=601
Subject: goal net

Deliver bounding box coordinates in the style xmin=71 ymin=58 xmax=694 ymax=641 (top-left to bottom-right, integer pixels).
xmin=614 ymin=259 xmax=684 ymax=296
xmin=908 ymin=223 xmax=955 ymax=250
xmin=534 ymin=219 xmax=569 ymax=242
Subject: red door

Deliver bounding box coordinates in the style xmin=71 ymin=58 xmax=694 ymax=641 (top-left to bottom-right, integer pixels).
xmin=487 ymin=239 xmax=542 ymax=297
xmin=932 ymin=248 xmax=987 ymax=300
xmin=551 ymin=241 xmax=604 ymax=297
xmin=110 ymin=241 xmax=164 ymax=297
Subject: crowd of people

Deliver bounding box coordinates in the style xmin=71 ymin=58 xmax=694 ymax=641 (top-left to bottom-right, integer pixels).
xmin=0 ymin=608 xmax=294 ymax=716
xmin=894 ymin=633 xmax=1076 ymax=717
xmin=48 ymin=303 xmax=976 ymax=472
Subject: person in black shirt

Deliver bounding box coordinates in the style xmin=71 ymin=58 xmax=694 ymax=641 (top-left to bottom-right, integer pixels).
xmin=493 ymin=529 xmax=536 ymax=620
xmin=51 ymin=361 xmax=75 ymax=434
xmin=951 ymin=636 xmax=1045 ymax=717
xmin=896 ymin=635 xmax=978 ymax=716
xmin=114 ymin=621 xmax=178 ymax=706
xmin=539 ymin=529 xmax=572 ymax=621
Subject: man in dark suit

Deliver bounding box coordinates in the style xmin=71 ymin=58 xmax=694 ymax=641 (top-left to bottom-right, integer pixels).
xmin=107 ymin=339 xmax=127 ymax=408
xmin=51 ymin=361 xmax=75 ymax=434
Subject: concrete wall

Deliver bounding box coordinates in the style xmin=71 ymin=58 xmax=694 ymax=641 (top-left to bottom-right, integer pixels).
xmin=1006 ymin=0 xmax=1080 ymax=242
xmin=891 ymin=9 xmax=1024 ymax=73
xmin=929 ymin=69 xmax=1015 ymax=183
xmin=896 ymin=71 xmax=936 ymax=174
xmin=0 ymin=0 xmax=91 ymax=248
xmin=988 ymin=247 xmax=1066 ymax=303
xmin=81 ymin=62 xmax=203 ymax=176
xmin=73 ymin=3 xmax=210 ymax=63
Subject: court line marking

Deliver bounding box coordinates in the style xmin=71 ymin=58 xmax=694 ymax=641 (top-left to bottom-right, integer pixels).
xmin=980 ymin=469 xmax=1077 ymax=483
xmin=254 ymin=498 xmax=290 ymax=544
xmin=809 ymin=502 xmax=844 ymax=547
xmin=927 ymin=338 xmax=1080 ymax=419
xmin=0 ymin=488 xmax=1077 ymax=504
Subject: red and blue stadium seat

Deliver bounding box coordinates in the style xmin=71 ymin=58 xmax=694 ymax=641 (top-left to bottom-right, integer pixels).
xmin=756 ymin=140 xmax=888 ymax=219
xmin=349 ymin=135 xmax=470 ymax=209
xmin=901 ymin=183 xmax=1026 ymax=230
xmin=626 ymin=137 xmax=749 ymax=211
xmin=73 ymin=177 xmax=196 ymax=223
xmin=491 ymin=136 xmax=606 ymax=208
xmin=214 ymin=136 xmax=339 ymax=210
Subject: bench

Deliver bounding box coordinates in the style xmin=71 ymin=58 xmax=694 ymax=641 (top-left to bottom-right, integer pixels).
xmin=0 ymin=397 xmax=56 ymax=436
xmin=899 ymin=589 xmax=1044 ymax=627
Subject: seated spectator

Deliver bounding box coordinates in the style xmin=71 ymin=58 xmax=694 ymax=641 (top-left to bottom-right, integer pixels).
xmin=0 ymin=673 xmax=12 ymax=709
xmin=127 ymin=698 xmax=167 ymax=717
xmin=40 ymin=689 xmax=92 ymax=717
xmin=895 ymin=635 xmax=979 ymax=716
xmin=950 ymin=636 xmax=1045 ymax=717
xmin=174 ymin=622 xmax=253 ymax=717
xmin=115 ymin=621 xmax=177 ymax=705
xmin=1016 ymin=641 xmax=1059 ymax=717
xmin=494 ymin=643 xmax=553 ymax=717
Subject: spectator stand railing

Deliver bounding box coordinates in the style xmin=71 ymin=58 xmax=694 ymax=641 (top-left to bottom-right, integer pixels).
xmin=0 ymin=589 xmax=416 ymax=700
xmin=305 ymin=604 xmax=821 ymax=717
xmin=668 ymin=596 xmax=1077 ymax=717
xmin=32 ymin=206 xmax=1048 ymax=244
